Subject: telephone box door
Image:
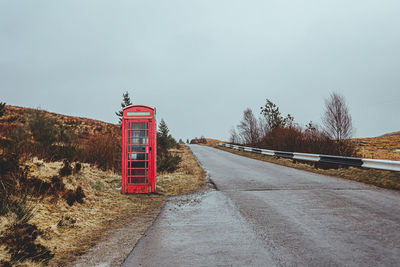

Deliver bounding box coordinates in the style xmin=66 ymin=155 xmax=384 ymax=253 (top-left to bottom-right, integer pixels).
xmin=124 ymin=120 xmax=151 ymax=193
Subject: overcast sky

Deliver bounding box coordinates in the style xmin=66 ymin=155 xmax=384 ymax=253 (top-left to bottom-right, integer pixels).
xmin=1 ymin=0 xmax=399 ymax=140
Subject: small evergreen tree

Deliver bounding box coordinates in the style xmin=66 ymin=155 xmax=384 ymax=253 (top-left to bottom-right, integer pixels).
xmin=115 ymin=91 xmax=133 ymax=124
xmin=260 ymin=99 xmax=294 ymax=131
xmin=156 ymin=119 xmax=181 ymax=172
xmin=0 ymin=102 xmax=6 ymax=117
xmin=157 ymin=119 xmax=177 ymax=156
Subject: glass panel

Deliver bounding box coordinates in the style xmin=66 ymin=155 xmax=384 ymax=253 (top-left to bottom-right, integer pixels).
xmin=132 ymin=169 xmax=146 ymax=176
xmin=132 ymin=146 xmax=146 ymax=152
xmin=133 ymin=130 xmax=145 ymax=137
xmin=132 ymin=122 xmax=146 ymax=129
xmin=132 ymin=153 xmax=146 ymax=160
xmin=132 ymin=138 xmax=145 ymax=145
xmin=131 ymin=177 xmax=146 ymax=183
xmin=132 ymin=161 xmax=146 ymax=168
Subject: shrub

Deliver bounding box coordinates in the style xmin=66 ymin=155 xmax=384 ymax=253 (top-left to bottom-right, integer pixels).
xmin=59 ymin=160 xmax=72 ymax=177
xmin=258 ymin=127 xmax=358 ymax=157
xmin=28 ymin=109 xmax=58 ymax=156
xmin=0 ymin=223 xmax=54 ymax=265
xmin=48 ymin=144 xmax=81 ymax=162
xmin=0 ymin=153 xmax=22 ymax=215
xmin=63 ymin=186 xmax=85 ymax=206
xmin=74 ymin=162 xmax=82 ymax=173
xmin=190 ymin=137 xmax=207 ymax=144
xmin=157 ymin=154 xmax=182 ymax=173
xmin=0 ymin=151 xmax=54 ymax=265
xmin=83 ymin=133 xmax=121 ymax=171
xmin=4 ymin=126 xmax=32 ymax=157
xmin=0 ymin=102 xmax=5 ymax=117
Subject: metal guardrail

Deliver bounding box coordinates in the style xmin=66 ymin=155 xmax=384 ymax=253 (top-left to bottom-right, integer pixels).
xmin=218 ymin=143 xmax=400 ymax=172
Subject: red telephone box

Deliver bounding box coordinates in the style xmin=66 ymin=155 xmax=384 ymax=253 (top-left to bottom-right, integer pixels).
xmin=122 ymin=105 xmax=156 ymax=194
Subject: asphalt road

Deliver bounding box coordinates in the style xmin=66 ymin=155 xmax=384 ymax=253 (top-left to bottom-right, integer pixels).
xmin=123 ymin=145 xmax=400 ymax=267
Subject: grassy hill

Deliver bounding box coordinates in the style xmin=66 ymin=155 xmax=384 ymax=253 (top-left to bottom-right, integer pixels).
xmin=0 ymin=105 xmax=205 ymax=266
xmin=352 ymin=134 xmax=400 ymax=161
xmin=0 ymin=105 xmax=119 ymax=146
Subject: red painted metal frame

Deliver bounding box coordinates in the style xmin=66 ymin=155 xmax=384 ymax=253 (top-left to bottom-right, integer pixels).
xmin=122 ymin=105 xmax=156 ymax=194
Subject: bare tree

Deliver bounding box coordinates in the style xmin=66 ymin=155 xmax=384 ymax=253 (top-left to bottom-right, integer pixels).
xmin=237 ymin=108 xmax=261 ymax=146
xmin=229 ymin=127 xmax=240 ymax=144
xmin=322 ymin=92 xmax=353 ymax=141
xmin=258 ymin=116 xmax=269 ymax=138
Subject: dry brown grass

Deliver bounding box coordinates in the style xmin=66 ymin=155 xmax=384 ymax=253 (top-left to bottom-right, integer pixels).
xmin=202 ymin=138 xmax=224 ymax=147
xmin=0 ymin=105 xmax=120 ymax=147
xmin=0 ymin=145 xmax=206 ymax=266
xmin=217 ymin=146 xmax=400 ymax=191
xmin=156 ymin=145 xmax=206 ymax=196
xmin=352 ymin=134 xmax=400 ymax=161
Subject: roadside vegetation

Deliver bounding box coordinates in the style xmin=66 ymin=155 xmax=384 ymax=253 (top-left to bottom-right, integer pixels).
xmin=229 ymin=92 xmax=357 ymax=157
xmin=216 ymin=92 xmax=399 ymax=191
xmin=0 ymin=99 xmax=205 ymax=266
xmin=217 ymin=146 xmax=400 ymax=191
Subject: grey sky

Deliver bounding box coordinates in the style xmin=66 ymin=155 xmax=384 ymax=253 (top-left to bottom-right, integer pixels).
xmin=1 ymin=0 xmax=399 ymax=140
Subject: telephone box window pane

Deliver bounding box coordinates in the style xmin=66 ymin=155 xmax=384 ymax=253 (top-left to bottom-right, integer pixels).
xmin=132 ymin=122 xmax=146 ymax=129
xmin=132 ymin=153 xmax=146 ymax=160
xmin=132 ymin=138 xmax=145 ymax=145
xmin=131 ymin=177 xmax=146 ymax=183
xmin=132 ymin=169 xmax=145 ymax=176
xmin=133 ymin=146 xmax=146 ymax=152
xmin=133 ymin=130 xmax=145 ymax=137
xmin=132 ymin=161 xmax=146 ymax=168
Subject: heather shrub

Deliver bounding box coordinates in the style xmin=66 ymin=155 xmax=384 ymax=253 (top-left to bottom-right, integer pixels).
xmin=4 ymin=126 xmax=32 ymax=157
xmin=74 ymin=162 xmax=82 ymax=173
xmin=63 ymin=186 xmax=85 ymax=206
xmin=59 ymin=159 xmax=72 ymax=177
xmin=28 ymin=109 xmax=58 ymax=157
xmin=83 ymin=133 xmax=121 ymax=171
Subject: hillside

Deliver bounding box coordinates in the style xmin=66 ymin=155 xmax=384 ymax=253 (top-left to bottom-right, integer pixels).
xmin=0 ymin=105 xmax=119 ymax=145
xmin=352 ymin=134 xmax=400 ymax=161
xmin=380 ymin=131 xmax=400 ymax=137
xmin=0 ymin=105 xmax=206 ymax=266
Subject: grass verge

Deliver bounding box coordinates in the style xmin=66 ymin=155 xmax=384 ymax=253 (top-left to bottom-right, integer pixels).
xmin=216 ymin=145 xmax=400 ymax=191
xmin=0 ymin=145 xmax=205 ymax=266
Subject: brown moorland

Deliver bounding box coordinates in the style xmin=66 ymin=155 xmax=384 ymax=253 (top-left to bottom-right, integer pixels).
xmin=0 ymin=105 xmax=206 ymax=266
xmin=352 ymin=132 xmax=400 ymax=161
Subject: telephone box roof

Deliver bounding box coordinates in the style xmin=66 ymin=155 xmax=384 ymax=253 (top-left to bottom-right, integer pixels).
xmin=123 ymin=105 xmax=156 ymax=113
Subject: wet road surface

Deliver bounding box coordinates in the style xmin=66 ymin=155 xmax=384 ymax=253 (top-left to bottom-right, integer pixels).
xmin=123 ymin=145 xmax=400 ymax=266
